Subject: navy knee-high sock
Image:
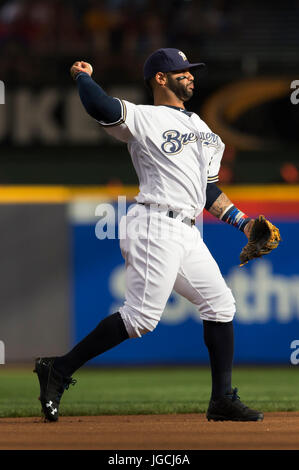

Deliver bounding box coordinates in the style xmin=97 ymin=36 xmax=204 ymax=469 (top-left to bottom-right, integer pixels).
xmin=203 ymin=320 xmax=234 ymax=400
xmin=53 ymin=312 xmax=129 ymax=377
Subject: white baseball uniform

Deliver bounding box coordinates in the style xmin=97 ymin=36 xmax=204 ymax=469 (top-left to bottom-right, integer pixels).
xmin=101 ymin=100 xmax=236 ymax=338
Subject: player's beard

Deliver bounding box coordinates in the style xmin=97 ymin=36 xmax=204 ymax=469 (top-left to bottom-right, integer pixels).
xmin=166 ymin=74 xmax=194 ymax=102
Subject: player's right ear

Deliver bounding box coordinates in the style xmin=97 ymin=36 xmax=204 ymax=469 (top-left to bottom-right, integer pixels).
xmin=155 ymin=72 xmax=167 ymax=86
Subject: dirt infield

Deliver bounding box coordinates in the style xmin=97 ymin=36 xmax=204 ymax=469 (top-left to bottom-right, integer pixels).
xmin=0 ymin=412 xmax=299 ymax=450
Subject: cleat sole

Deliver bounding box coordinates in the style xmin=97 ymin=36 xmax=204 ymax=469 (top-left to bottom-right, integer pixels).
xmin=207 ymin=414 xmax=264 ymax=422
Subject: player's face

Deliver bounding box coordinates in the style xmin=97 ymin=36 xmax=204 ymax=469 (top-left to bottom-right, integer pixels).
xmin=166 ymin=69 xmax=195 ymax=102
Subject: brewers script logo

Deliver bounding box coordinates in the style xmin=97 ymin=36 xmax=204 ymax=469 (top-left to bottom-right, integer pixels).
xmin=161 ymin=129 xmax=220 ymax=154
xmin=161 ymin=129 xmax=198 ymax=155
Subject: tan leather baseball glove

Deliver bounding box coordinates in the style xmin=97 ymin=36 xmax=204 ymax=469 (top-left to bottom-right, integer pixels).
xmin=240 ymin=215 xmax=281 ymax=266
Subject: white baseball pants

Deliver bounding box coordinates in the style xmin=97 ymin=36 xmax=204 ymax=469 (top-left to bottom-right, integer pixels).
xmin=119 ymin=204 xmax=235 ymax=338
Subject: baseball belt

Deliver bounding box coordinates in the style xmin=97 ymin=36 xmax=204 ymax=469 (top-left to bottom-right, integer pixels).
xmin=138 ymin=203 xmax=195 ymax=227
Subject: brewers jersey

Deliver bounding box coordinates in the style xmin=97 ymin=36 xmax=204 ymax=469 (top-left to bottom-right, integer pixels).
xmin=100 ymin=100 xmax=225 ymax=218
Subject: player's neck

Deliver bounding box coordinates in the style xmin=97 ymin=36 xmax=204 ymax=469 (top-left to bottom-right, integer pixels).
xmin=154 ymin=97 xmax=185 ymax=109
xmin=153 ymin=90 xmax=185 ymax=110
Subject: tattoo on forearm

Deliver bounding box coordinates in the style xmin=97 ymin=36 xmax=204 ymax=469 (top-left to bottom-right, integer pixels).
xmin=208 ymin=193 xmax=232 ymax=219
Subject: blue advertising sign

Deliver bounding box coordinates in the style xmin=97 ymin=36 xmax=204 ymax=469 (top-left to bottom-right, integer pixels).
xmin=70 ymin=201 xmax=299 ymax=365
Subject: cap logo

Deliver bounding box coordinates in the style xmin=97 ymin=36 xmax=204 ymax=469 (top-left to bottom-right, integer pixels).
xmin=178 ymin=51 xmax=187 ymax=61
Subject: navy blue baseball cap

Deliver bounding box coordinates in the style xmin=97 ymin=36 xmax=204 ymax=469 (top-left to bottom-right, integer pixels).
xmin=143 ymin=48 xmax=205 ymax=80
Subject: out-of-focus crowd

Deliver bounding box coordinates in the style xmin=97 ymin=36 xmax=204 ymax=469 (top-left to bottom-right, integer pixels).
xmin=1 ymin=0 xmax=298 ymax=84
xmin=0 ymin=0 xmax=237 ymax=83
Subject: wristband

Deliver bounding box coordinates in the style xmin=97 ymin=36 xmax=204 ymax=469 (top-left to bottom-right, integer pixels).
xmin=220 ymin=204 xmax=251 ymax=232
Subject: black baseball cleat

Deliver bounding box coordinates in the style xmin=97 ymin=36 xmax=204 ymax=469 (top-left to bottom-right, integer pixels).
xmin=206 ymin=388 xmax=264 ymax=422
xmin=33 ymin=357 xmax=76 ymax=422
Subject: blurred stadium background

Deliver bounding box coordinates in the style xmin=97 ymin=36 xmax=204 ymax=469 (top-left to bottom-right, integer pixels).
xmin=0 ymin=0 xmax=299 ymax=367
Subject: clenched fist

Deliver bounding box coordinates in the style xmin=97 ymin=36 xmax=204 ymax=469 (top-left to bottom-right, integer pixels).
xmin=70 ymin=61 xmax=93 ymax=80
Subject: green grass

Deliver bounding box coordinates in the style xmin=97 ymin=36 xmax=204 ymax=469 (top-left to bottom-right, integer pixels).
xmin=0 ymin=365 xmax=298 ymax=418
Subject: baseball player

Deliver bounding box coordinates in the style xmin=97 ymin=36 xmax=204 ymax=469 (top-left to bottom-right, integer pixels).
xmin=34 ymin=48 xmax=280 ymax=422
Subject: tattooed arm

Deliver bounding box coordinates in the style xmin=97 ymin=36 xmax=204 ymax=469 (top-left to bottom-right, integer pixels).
xmin=208 ymin=192 xmax=231 ymax=219
xmin=205 ymin=184 xmax=253 ymax=236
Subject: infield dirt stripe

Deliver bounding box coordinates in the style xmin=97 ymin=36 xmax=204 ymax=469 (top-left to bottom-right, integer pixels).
xmin=0 ymin=412 xmax=299 ymax=450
